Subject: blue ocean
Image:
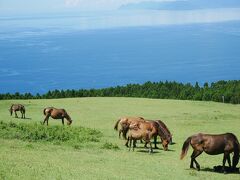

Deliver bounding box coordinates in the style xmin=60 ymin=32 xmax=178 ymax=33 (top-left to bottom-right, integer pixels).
xmin=0 ymin=12 xmax=240 ymax=94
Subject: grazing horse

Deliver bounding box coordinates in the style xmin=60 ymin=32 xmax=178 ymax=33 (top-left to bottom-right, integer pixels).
xmin=43 ymin=107 xmax=73 ymax=126
xmin=9 ymin=104 xmax=25 ymax=118
xmin=144 ymin=120 xmax=171 ymax=150
xmin=155 ymin=120 xmax=173 ymax=144
xmin=114 ymin=117 xmax=145 ymax=139
xmin=126 ymin=120 xmax=170 ymax=151
xmin=180 ymin=133 xmax=240 ymax=172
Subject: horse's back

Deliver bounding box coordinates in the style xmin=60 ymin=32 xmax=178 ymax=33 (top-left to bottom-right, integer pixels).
xmin=11 ymin=104 xmax=24 ymax=110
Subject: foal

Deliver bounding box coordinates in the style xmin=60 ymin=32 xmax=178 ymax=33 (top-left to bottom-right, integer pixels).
xmin=127 ymin=121 xmax=154 ymax=153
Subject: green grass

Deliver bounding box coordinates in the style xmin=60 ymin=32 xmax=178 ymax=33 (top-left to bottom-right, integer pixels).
xmin=0 ymin=97 xmax=240 ymax=179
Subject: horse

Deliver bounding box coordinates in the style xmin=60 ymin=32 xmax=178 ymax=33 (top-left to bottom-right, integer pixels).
xmin=142 ymin=120 xmax=171 ymax=150
xmin=9 ymin=104 xmax=25 ymax=118
xmin=127 ymin=121 xmax=154 ymax=153
xmin=114 ymin=117 xmax=145 ymax=139
xmin=155 ymin=120 xmax=173 ymax=144
xmin=43 ymin=107 xmax=73 ymax=126
xmin=180 ymin=133 xmax=240 ymax=173
xmin=126 ymin=119 xmax=170 ymax=151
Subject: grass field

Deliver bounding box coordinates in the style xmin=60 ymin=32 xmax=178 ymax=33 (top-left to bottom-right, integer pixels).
xmin=0 ymin=97 xmax=240 ymax=179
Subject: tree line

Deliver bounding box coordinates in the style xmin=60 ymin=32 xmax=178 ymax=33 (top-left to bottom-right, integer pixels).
xmin=1 ymin=80 xmax=240 ymax=104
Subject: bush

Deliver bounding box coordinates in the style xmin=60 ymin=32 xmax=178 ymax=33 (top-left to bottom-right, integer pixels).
xmin=0 ymin=121 xmax=102 ymax=146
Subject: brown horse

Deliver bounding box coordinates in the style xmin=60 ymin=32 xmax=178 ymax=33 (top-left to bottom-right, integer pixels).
xmin=144 ymin=120 xmax=171 ymax=150
xmin=180 ymin=133 xmax=240 ymax=172
xmin=127 ymin=121 xmax=154 ymax=153
xmin=155 ymin=120 xmax=173 ymax=144
xmin=114 ymin=117 xmax=145 ymax=139
xmin=9 ymin=104 xmax=25 ymax=118
xmin=126 ymin=119 xmax=170 ymax=151
xmin=43 ymin=107 xmax=72 ymax=126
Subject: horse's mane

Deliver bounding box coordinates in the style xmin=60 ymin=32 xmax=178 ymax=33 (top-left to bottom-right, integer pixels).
xmin=155 ymin=120 xmax=171 ymax=141
xmin=156 ymin=120 xmax=172 ymax=137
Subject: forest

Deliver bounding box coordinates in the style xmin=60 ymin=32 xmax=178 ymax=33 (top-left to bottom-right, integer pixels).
xmin=1 ymin=80 xmax=240 ymax=104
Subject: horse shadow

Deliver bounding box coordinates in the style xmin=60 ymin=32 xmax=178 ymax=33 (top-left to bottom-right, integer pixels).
xmin=135 ymin=149 xmax=160 ymax=154
xmin=200 ymin=166 xmax=240 ymax=174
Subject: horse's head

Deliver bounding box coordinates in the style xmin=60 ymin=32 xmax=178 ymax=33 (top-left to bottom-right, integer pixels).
xmin=67 ymin=119 xmax=72 ymax=125
xmin=162 ymin=138 xmax=169 ymax=151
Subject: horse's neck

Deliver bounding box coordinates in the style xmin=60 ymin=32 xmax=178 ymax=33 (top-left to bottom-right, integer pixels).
xmin=65 ymin=113 xmax=71 ymax=121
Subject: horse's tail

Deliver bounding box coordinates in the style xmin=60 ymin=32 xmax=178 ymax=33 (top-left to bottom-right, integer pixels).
xmin=231 ymin=134 xmax=240 ymax=168
xmin=43 ymin=107 xmax=52 ymax=115
xmin=180 ymin=136 xmax=192 ymax=160
xmin=43 ymin=108 xmax=47 ymax=115
xmin=114 ymin=118 xmax=121 ymax=131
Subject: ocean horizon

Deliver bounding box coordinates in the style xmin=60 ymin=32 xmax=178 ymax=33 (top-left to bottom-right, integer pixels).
xmin=1 ymin=12 xmax=240 ymax=94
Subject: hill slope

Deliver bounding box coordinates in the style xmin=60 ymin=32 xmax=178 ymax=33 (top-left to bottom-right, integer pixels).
xmin=0 ymin=97 xmax=239 ymax=179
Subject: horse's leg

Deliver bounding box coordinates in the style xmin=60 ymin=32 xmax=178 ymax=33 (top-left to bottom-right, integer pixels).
xmin=154 ymin=135 xmax=158 ymax=149
xmin=129 ymin=138 xmax=132 ymax=151
xmin=15 ymin=111 xmax=18 ymax=118
xmin=125 ymin=137 xmax=129 ymax=147
xmin=133 ymin=139 xmax=137 ymax=148
xmin=222 ymin=152 xmax=230 ymax=173
xmin=43 ymin=114 xmax=50 ymax=126
xmin=149 ymin=141 xmax=153 ymax=154
xmin=144 ymin=141 xmax=147 ymax=148
xmin=133 ymin=140 xmax=137 ymax=151
xmin=62 ymin=118 xmax=64 ymax=125
xmin=119 ymin=130 xmax=122 ymax=139
xmin=190 ymin=150 xmax=202 ymax=171
xmin=226 ymin=154 xmax=231 ymax=168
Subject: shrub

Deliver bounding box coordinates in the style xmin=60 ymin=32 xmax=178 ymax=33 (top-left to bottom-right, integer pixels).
xmin=0 ymin=121 xmax=102 ymax=146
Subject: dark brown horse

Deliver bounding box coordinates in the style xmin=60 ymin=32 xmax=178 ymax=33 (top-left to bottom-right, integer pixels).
xmin=9 ymin=104 xmax=25 ymax=118
xmin=43 ymin=107 xmax=72 ymax=126
xmin=180 ymin=133 xmax=239 ymax=172
xmin=155 ymin=120 xmax=173 ymax=144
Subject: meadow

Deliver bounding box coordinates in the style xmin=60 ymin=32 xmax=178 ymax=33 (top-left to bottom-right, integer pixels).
xmin=0 ymin=97 xmax=240 ymax=179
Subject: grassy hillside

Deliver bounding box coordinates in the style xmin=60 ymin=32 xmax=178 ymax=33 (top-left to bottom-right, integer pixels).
xmin=0 ymin=97 xmax=240 ymax=179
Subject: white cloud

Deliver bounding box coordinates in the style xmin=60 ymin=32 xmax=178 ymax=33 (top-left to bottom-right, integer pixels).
xmin=64 ymin=0 xmax=180 ymax=10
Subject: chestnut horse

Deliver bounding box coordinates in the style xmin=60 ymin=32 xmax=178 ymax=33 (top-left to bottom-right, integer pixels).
xmin=9 ymin=104 xmax=25 ymax=118
xmin=126 ymin=119 xmax=170 ymax=151
xmin=180 ymin=133 xmax=239 ymax=172
xmin=43 ymin=107 xmax=72 ymax=126
xmin=114 ymin=117 xmax=145 ymax=139
xmin=127 ymin=121 xmax=155 ymax=153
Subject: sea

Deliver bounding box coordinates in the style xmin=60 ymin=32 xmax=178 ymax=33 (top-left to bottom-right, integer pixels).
xmin=0 ymin=11 xmax=240 ymax=94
